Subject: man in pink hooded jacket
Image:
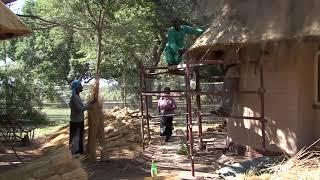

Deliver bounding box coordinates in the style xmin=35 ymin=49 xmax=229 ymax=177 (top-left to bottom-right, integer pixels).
xmin=157 ymin=87 xmax=177 ymax=142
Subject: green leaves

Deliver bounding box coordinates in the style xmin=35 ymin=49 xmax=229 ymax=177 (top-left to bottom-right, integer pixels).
xmin=4 ymin=0 xmax=205 ymax=101
xmin=0 ymin=64 xmax=49 ymax=121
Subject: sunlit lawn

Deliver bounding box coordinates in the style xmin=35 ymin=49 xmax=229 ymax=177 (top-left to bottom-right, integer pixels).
xmin=35 ymin=105 xmax=69 ymax=138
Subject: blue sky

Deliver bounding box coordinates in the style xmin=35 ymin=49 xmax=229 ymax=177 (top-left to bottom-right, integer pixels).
xmin=7 ymin=0 xmax=25 ymax=13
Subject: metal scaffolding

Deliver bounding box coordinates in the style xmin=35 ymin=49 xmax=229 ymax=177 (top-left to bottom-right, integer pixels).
xmin=139 ymin=59 xmax=266 ymax=177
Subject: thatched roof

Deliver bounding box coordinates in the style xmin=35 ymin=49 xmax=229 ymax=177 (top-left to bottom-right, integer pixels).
xmin=0 ymin=1 xmax=31 ymax=40
xmin=188 ymin=0 xmax=320 ymax=56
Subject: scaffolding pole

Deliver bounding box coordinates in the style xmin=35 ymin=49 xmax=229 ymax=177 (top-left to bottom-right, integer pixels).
xmin=185 ymin=62 xmax=195 ymax=176
xmin=195 ymin=69 xmax=203 ymax=150
xmin=185 ymin=96 xmax=189 ymax=142
xmin=141 ymin=65 xmax=151 ymax=142
xmin=139 ymin=59 xmax=267 ymax=177
xmin=139 ymin=64 xmax=145 ymax=150
xmin=260 ymin=61 xmax=266 ymax=151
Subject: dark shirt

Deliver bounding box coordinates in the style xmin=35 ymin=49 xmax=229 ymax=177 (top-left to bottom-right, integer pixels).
xmin=69 ymin=94 xmax=88 ymax=122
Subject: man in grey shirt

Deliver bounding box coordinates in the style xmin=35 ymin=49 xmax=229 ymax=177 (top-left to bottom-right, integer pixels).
xmin=69 ymin=80 xmax=95 ymax=155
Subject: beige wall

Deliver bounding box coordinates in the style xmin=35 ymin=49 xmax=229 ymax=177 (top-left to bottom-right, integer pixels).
xmin=226 ymin=42 xmax=315 ymax=155
xmin=300 ymin=43 xmax=320 ymax=146
xmin=296 ymin=43 xmax=318 ymax=149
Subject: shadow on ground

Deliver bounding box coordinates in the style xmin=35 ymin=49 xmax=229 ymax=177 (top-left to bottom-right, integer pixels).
xmin=86 ymin=159 xmax=149 ymax=180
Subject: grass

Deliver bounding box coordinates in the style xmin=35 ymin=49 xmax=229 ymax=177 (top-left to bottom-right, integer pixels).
xmin=35 ymin=125 xmax=67 ymax=138
xmin=35 ymin=105 xmax=69 ymax=138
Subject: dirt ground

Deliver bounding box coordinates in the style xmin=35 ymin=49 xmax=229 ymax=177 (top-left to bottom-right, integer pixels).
xmin=0 ymin=139 xmax=43 ymax=174
xmin=0 ymin=108 xmax=249 ymax=180
xmin=0 ymin=140 xmax=149 ymax=180
xmin=0 ymin=129 xmax=229 ymax=179
xmin=86 ymin=159 xmax=149 ymax=180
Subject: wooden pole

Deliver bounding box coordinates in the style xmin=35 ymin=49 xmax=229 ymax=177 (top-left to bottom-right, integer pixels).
xmin=142 ymin=66 xmax=151 ymax=142
xmin=139 ymin=64 xmax=145 ymax=150
xmin=185 ymin=62 xmax=195 ymax=177
xmin=195 ymin=69 xmax=203 ymax=150
xmin=259 ymin=60 xmax=266 ymax=151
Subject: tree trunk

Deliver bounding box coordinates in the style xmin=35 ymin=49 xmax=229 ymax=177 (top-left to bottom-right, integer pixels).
xmin=145 ymin=33 xmax=166 ymax=108
xmin=96 ymin=26 xmax=103 ymax=78
xmin=87 ymin=12 xmax=105 ymax=162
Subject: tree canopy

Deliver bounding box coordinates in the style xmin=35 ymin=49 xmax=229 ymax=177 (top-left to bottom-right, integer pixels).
xmin=1 ymin=0 xmax=212 ymax=106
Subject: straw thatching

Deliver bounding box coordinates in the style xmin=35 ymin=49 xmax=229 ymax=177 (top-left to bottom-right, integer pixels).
xmin=188 ymin=0 xmax=320 ymax=57
xmin=0 ymin=1 xmax=31 ymax=40
xmin=40 ymin=107 xmax=141 ymax=158
xmin=86 ymin=79 xmax=105 ymax=162
xmin=0 ymin=147 xmax=87 ymax=180
xmin=241 ymin=147 xmax=320 ymax=179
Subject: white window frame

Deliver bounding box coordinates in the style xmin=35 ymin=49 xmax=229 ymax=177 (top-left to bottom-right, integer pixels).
xmin=314 ymin=51 xmax=320 ymax=105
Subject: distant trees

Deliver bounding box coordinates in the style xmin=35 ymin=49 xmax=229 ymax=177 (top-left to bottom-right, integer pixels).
xmin=4 ymin=0 xmax=208 ymax=103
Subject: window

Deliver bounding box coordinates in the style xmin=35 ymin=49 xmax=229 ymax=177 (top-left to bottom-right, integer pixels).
xmin=315 ymin=51 xmax=320 ymax=104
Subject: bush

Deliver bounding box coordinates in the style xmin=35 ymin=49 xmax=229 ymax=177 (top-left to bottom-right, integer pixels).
xmin=23 ymin=108 xmax=49 ymax=124
xmin=0 ymin=65 xmax=48 ymax=124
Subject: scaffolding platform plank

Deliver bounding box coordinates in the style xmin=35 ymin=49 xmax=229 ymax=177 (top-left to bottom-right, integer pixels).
xmin=190 ymin=91 xmax=259 ymax=96
xmin=141 ymin=93 xmax=184 ymax=97
xmin=200 ymin=112 xmax=261 ymax=120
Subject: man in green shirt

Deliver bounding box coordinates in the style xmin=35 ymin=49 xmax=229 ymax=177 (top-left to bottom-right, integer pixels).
xmin=163 ymin=19 xmax=204 ymax=65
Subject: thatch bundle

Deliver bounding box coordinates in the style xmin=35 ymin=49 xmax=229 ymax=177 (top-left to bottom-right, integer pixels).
xmin=40 ymin=125 xmax=69 ymax=153
xmin=241 ymin=147 xmax=320 ymax=179
xmin=0 ymin=147 xmax=87 ymax=180
xmin=100 ymin=107 xmax=141 ymax=159
xmin=39 ymin=107 xmax=141 ymax=159
xmin=86 ymin=79 xmax=105 ymax=162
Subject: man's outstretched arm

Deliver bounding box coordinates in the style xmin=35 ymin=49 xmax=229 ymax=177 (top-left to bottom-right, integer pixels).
xmin=182 ymin=25 xmax=204 ymax=35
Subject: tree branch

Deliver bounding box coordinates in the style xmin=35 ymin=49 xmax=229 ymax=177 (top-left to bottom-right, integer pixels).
xmin=16 ymin=14 xmax=92 ymax=30
xmin=84 ymin=1 xmax=97 ymax=27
